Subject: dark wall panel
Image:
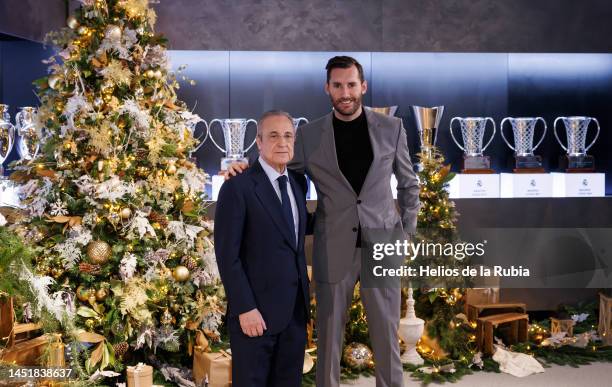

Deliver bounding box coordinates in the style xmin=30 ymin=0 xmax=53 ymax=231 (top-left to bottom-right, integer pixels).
xmin=226 ymin=51 xmax=371 ymax=170
xmin=507 ymin=54 xmax=612 ymax=191
xmin=370 ymin=52 xmax=508 ymax=169
xmin=0 ymin=40 xmax=52 ymax=168
xmin=167 ymin=50 xmax=230 ymax=174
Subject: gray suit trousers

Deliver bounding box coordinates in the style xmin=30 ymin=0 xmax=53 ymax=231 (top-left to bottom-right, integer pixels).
xmin=315 ymin=249 xmax=403 ymax=387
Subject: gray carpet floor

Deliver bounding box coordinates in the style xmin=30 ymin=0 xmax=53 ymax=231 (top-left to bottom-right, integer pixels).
xmin=339 ymin=362 xmax=612 ymax=386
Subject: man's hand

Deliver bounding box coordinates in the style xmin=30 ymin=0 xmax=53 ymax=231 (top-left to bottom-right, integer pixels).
xmin=238 ymin=308 xmax=267 ymax=337
xmin=218 ymin=161 xmax=249 ymax=180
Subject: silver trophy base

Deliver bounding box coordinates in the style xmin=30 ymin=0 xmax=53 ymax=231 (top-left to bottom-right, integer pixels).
xmin=221 ymin=156 xmax=249 ymax=171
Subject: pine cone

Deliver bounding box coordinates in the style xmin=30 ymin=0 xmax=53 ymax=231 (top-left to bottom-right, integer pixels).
xmin=181 ymin=256 xmax=199 ymax=271
xmin=113 ymin=342 xmax=129 ymax=357
xmin=148 ymin=211 xmax=168 ymax=227
xmin=78 ymin=262 xmax=101 ymax=275
xmin=135 ymin=148 xmax=149 ymax=159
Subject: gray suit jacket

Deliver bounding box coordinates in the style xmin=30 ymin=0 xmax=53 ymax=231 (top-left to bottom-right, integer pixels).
xmin=289 ymin=108 xmax=420 ymax=283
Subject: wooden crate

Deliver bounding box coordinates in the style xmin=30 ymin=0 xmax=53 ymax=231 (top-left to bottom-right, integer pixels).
xmin=550 ymin=317 xmax=575 ymax=336
xmin=476 ymin=312 xmax=529 ymax=356
xmin=599 ymin=293 xmax=612 ymax=346
xmin=467 ymin=302 xmax=526 ymax=322
xmin=0 ymin=296 xmax=47 ymax=365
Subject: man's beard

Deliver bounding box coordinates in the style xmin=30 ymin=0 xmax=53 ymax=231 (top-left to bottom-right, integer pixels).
xmin=331 ymin=95 xmax=362 ymax=117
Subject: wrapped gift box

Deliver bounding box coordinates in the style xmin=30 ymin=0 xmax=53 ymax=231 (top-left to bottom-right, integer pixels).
xmin=127 ymin=363 xmax=153 ymax=387
xmin=193 ymin=347 xmax=232 ymax=387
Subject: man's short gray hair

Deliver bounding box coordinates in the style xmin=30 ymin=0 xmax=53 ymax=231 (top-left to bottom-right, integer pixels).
xmin=257 ymin=110 xmax=295 ymax=136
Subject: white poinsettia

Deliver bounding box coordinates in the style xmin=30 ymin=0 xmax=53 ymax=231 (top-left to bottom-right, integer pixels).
xmin=118 ymin=99 xmax=151 ymax=133
xmin=178 ymin=167 xmax=208 ymax=196
xmin=166 ymin=220 xmax=203 ymax=248
xmin=120 ymin=253 xmax=138 ymax=281
xmin=95 ymin=175 xmax=135 ymax=202
xmin=126 ymin=210 xmax=156 ymax=239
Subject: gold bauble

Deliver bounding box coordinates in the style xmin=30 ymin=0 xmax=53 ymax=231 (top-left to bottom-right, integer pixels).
xmin=77 ymin=26 xmax=89 ymax=36
xmin=166 ymin=165 xmax=177 ymax=175
xmin=67 ymin=16 xmax=79 ymax=30
xmin=153 ymin=70 xmax=162 ymax=79
xmin=105 ymin=25 xmax=122 ymax=40
xmin=342 ymin=343 xmax=373 ymax=371
xmin=145 ymin=69 xmax=155 ymax=78
xmin=95 ymin=288 xmax=108 ymax=301
xmin=85 ymin=319 xmax=96 ymax=330
xmin=76 ymin=285 xmax=91 ymax=302
xmin=48 ymin=74 xmax=62 ymax=90
xmin=93 ymin=97 xmax=104 ymax=109
xmin=87 ymin=240 xmax=112 ymax=264
xmin=172 ymin=266 xmax=190 ymax=282
xmin=160 ymin=309 xmax=173 ymax=326
xmin=120 ymin=207 xmax=132 ymax=219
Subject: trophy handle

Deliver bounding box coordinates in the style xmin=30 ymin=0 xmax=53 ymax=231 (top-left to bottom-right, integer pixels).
xmin=449 ymin=117 xmax=464 ymax=151
xmin=585 ymin=117 xmax=600 ymax=152
xmin=294 ymin=117 xmax=308 ymax=127
xmin=0 ymin=123 xmax=14 ymax=165
xmin=192 ymin=120 xmax=210 ymax=152
xmin=244 ymin=119 xmax=258 ymax=152
xmin=500 ymin=117 xmax=515 ymax=151
xmin=482 ymin=117 xmax=496 ymax=151
xmin=553 ymin=117 xmax=567 ymax=152
xmin=208 ymin=119 xmax=226 ymax=153
xmin=532 ymin=117 xmax=547 ymax=151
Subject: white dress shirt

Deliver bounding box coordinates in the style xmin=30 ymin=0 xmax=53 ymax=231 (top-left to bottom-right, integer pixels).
xmin=258 ymin=156 xmax=299 ymax=243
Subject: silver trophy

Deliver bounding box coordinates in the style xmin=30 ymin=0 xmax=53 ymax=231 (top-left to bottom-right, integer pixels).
xmin=553 ymin=116 xmax=600 ymax=157
xmin=293 ymin=117 xmax=308 ymax=128
xmin=209 ymin=118 xmax=258 ymax=170
xmin=15 ymin=107 xmax=41 ymax=161
xmin=501 ymin=117 xmax=547 ymax=171
xmin=184 ymin=118 xmax=210 ymax=159
xmin=450 ymin=117 xmax=496 ymax=172
xmin=553 ymin=116 xmax=599 ymax=171
xmin=0 ymin=104 xmax=15 ymax=178
xmin=411 ymin=105 xmax=444 ymax=158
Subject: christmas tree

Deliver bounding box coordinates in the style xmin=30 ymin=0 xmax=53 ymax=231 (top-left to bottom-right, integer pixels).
xmin=6 ymin=0 xmax=224 ymax=381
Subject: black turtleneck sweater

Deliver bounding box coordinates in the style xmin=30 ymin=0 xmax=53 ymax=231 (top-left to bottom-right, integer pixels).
xmin=333 ymin=109 xmax=373 ymax=195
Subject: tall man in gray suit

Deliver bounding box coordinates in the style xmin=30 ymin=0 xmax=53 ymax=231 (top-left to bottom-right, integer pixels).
xmin=226 ymin=56 xmax=420 ymax=387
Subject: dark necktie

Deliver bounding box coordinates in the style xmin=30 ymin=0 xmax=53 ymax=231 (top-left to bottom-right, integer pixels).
xmin=277 ymin=175 xmax=295 ymax=244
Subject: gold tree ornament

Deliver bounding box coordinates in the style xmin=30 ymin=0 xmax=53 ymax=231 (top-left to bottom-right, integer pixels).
xmin=95 ymin=287 xmax=109 ymax=301
xmin=172 ymin=266 xmax=190 ymax=282
xmin=67 ymin=15 xmax=79 ymax=29
xmin=76 ymin=285 xmax=93 ymax=302
xmin=48 ymin=74 xmax=62 ymax=90
xmin=105 ymin=25 xmax=122 ymax=40
xmin=87 ymin=240 xmax=112 ymax=264
xmin=120 ymin=207 xmax=132 ymax=219
xmin=342 ymin=343 xmax=374 ymax=370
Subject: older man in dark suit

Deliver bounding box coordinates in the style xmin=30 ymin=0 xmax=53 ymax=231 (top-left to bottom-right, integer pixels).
xmin=214 ymin=110 xmax=310 ymax=387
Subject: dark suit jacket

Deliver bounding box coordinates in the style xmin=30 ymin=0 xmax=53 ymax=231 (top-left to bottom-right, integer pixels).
xmin=214 ymin=160 xmax=310 ymax=335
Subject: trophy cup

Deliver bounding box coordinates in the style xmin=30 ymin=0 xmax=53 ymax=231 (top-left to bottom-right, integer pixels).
xmin=15 ymin=107 xmax=41 ymax=162
xmin=500 ymin=117 xmax=547 ymax=173
xmin=411 ymin=105 xmax=444 ymax=160
xmin=450 ymin=117 xmax=496 ymax=173
xmin=369 ymin=106 xmax=398 ymax=117
xmin=0 ymin=104 xmax=15 ymax=178
xmin=209 ymin=118 xmax=258 ymax=170
xmin=553 ymin=116 xmax=600 ymax=172
xmin=293 ymin=117 xmax=308 ymax=128
xmin=184 ymin=119 xmax=210 ymax=160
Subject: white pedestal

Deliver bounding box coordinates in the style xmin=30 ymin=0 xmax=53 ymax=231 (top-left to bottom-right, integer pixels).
xmin=0 ymin=180 xmax=20 ymax=208
xmin=211 ymin=175 xmax=225 ymax=201
xmin=500 ymin=173 xmax=553 ymax=198
xmin=447 ymin=174 xmax=500 ymax=198
xmin=551 ymin=173 xmax=605 ymax=197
